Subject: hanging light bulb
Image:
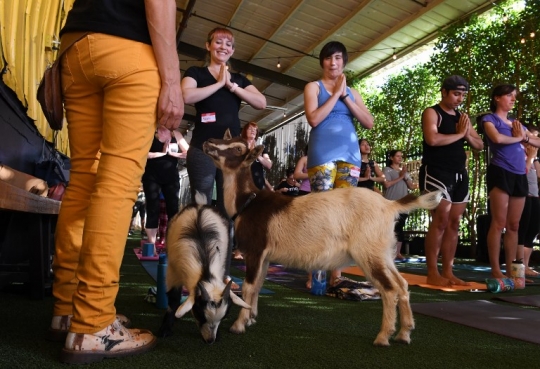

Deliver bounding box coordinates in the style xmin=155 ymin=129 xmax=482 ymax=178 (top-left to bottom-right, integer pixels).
xmin=277 ymin=57 xmax=281 ymax=68
xmin=521 ymin=37 xmax=526 ymax=44
xmin=502 ymin=13 xmax=508 ymax=22
xmin=530 ymin=32 xmax=536 ymax=38
xmin=392 ymin=48 xmax=397 ymax=60
xmin=455 ymin=46 xmax=460 ymax=52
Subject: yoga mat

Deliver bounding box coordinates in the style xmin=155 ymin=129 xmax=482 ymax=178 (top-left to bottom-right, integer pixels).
xmin=133 ymin=245 xmax=166 ymax=261
xmin=141 ymin=260 xmax=274 ymax=295
xmin=341 ymin=265 xmax=487 ymax=292
xmin=492 ymin=295 xmax=540 ymax=308
xmin=234 ymin=263 xmax=380 ymax=300
xmin=411 ymin=300 xmax=540 ymax=345
xmin=235 ymin=263 xmax=308 ymax=292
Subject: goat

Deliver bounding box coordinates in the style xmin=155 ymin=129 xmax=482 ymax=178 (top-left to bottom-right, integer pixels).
xmin=158 ymin=192 xmax=250 ymax=343
xmin=202 ymin=131 xmax=443 ymax=346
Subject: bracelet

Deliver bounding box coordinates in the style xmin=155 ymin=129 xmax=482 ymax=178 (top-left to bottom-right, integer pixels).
xmin=339 ymin=93 xmax=349 ymax=101
xmin=230 ymin=82 xmax=238 ymax=93
xmin=523 ymin=135 xmax=530 ymax=144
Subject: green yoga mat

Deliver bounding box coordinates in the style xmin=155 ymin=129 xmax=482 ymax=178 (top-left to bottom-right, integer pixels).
xmin=411 ymin=299 xmax=540 ymax=345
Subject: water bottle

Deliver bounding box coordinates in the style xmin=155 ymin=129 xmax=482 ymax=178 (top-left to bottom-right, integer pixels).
xmin=511 ymin=259 xmax=525 ymax=289
xmin=156 ymin=253 xmax=168 ymax=309
xmin=310 ymin=270 xmax=327 ymax=296
xmin=485 ymin=278 xmax=514 ymax=293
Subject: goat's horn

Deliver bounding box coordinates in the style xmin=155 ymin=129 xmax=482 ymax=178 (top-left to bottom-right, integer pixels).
xmin=198 ymin=282 xmax=211 ymax=301
xmin=223 ymin=279 xmax=233 ymax=301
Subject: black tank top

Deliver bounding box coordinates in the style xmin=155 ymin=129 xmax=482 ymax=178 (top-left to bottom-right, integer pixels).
xmin=422 ymin=104 xmax=467 ymax=171
xmin=142 ymin=135 xmax=179 ymax=183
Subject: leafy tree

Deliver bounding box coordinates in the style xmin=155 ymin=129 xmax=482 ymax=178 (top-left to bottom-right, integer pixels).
xmin=347 ymin=0 xmax=540 ymax=255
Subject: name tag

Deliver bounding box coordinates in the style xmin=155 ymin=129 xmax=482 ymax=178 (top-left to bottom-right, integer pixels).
xmin=201 ymin=113 xmax=216 ymax=123
xmin=350 ymin=166 xmax=360 ymax=178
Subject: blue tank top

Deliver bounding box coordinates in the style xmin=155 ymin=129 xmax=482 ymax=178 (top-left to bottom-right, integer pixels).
xmin=307 ymin=82 xmax=360 ymax=168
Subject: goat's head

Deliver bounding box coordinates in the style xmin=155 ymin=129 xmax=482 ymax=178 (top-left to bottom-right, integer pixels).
xmin=174 ymin=280 xmax=250 ymax=344
xmin=203 ymin=129 xmax=264 ymax=172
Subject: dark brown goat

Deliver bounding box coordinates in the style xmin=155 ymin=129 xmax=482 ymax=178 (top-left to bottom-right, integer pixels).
xmin=203 ymin=131 xmax=442 ymax=346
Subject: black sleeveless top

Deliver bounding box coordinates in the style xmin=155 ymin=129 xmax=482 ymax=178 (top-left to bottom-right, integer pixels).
xmin=142 ymin=135 xmax=179 ymax=183
xmin=421 ymin=104 xmax=467 ymax=171
xmin=357 ymin=160 xmax=376 ymax=190
xmin=60 ymin=0 xmax=151 ymax=45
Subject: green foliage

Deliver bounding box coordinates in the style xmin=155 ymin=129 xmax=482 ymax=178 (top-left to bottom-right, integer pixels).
xmin=348 ymin=0 xmax=539 ymax=249
xmin=353 ymin=66 xmax=439 ymax=158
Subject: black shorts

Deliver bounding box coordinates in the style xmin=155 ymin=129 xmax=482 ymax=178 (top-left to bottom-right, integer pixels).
xmin=419 ymin=165 xmax=469 ymax=203
xmin=486 ymin=164 xmax=528 ymax=197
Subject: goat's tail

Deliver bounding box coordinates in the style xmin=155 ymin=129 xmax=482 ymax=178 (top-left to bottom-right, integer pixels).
xmin=194 ymin=191 xmax=208 ymax=206
xmin=393 ymin=191 xmax=443 ymax=213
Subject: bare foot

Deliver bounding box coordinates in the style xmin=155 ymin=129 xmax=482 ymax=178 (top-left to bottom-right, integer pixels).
xmin=525 ymin=268 xmax=539 ymax=277
xmin=444 ymin=274 xmax=471 ymax=286
xmin=395 ymin=254 xmax=405 ymax=260
xmin=426 ymin=273 xmax=454 ymax=287
xmin=305 ymin=280 xmax=312 ymax=289
xmin=490 ymin=272 xmax=506 ymax=279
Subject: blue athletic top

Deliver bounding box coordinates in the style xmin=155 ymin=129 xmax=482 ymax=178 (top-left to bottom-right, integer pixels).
xmin=481 ymin=113 xmax=526 ymax=174
xmin=307 ymin=82 xmax=360 ymax=168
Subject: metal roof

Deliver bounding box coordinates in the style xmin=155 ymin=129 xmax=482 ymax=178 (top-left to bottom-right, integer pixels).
xmin=175 ymin=0 xmax=495 ymax=133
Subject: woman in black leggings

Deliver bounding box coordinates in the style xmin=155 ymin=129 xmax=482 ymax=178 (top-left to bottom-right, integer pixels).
xmin=142 ymin=126 xmax=188 ymax=245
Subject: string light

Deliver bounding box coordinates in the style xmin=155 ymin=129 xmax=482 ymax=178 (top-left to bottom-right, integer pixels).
xmin=392 ymin=48 xmax=397 ymax=60
xmin=277 ymin=57 xmax=281 ymax=68
xmin=530 ymin=32 xmax=535 ymax=38
xmin=521 ymin=37 xmax=526 ymax=44
xmin=455 ymin=46 xmax=460 ymax=52
xmin=502 ymin=13 xmax=508 ymax=22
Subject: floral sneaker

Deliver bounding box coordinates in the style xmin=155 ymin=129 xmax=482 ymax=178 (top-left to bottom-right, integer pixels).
xmin=60 ymin=318 xmax=156 ymax=364
xmin=48 ymin=314 xmax=131 ymax=342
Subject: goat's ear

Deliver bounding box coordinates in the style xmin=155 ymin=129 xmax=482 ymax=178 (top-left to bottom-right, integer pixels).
xmin=175 ymin=295 xmax=195 ymax=318
xmin=244 ymin=145 xmax=264 ymax=165
xmin=223 ymin=129 xmax=232 ymax=140
xmin=230 ymin=291 xmax=251 ymax=310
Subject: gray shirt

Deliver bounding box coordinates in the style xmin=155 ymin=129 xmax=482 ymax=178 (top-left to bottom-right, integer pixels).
xmin=383 ymin=166 xmax=412 ymax=201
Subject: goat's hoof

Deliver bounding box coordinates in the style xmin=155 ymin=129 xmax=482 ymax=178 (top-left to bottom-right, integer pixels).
xmin=373 ymin=334 xmax=391 ymax=347
xmin=229 ymin=321 xmax=246 ymax=334
xmin=157 ymin=325 xmax=174 ymax=338
xmin=394 ymin=331 xmax=411 ymax=344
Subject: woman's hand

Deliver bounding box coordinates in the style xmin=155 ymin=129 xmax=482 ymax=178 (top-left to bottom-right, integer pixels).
xmin=333 ymin=74 xmax=346 ymax=97
xmin=217 ymin=64 xmax=229 ymax=88
xmin=512 ymin=120 xmax=526 ymax=141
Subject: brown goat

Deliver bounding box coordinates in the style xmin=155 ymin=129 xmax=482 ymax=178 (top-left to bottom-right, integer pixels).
xmin=202 ymin=131 xmax=442 ymax=346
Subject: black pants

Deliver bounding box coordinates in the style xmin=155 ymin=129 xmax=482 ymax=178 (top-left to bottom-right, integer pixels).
xmin=142 ymin=178 xmax=179 ymax=229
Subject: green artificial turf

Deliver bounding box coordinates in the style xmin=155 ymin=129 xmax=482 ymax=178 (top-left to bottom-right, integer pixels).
xmin=1 ymin=237 xmax=539 ymax=368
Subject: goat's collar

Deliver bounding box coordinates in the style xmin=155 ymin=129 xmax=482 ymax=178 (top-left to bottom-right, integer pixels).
xmin=231 ymin=192 xmax=257 ymax=221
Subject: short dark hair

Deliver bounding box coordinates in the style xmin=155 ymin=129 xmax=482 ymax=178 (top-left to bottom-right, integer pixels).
xmin=319 ymin=41 xmax=348 ymax=67
xmin=286 ymin=168 xmax=295 ymax=177
xmin=489 ymin=84 xmax=517 ymax=112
